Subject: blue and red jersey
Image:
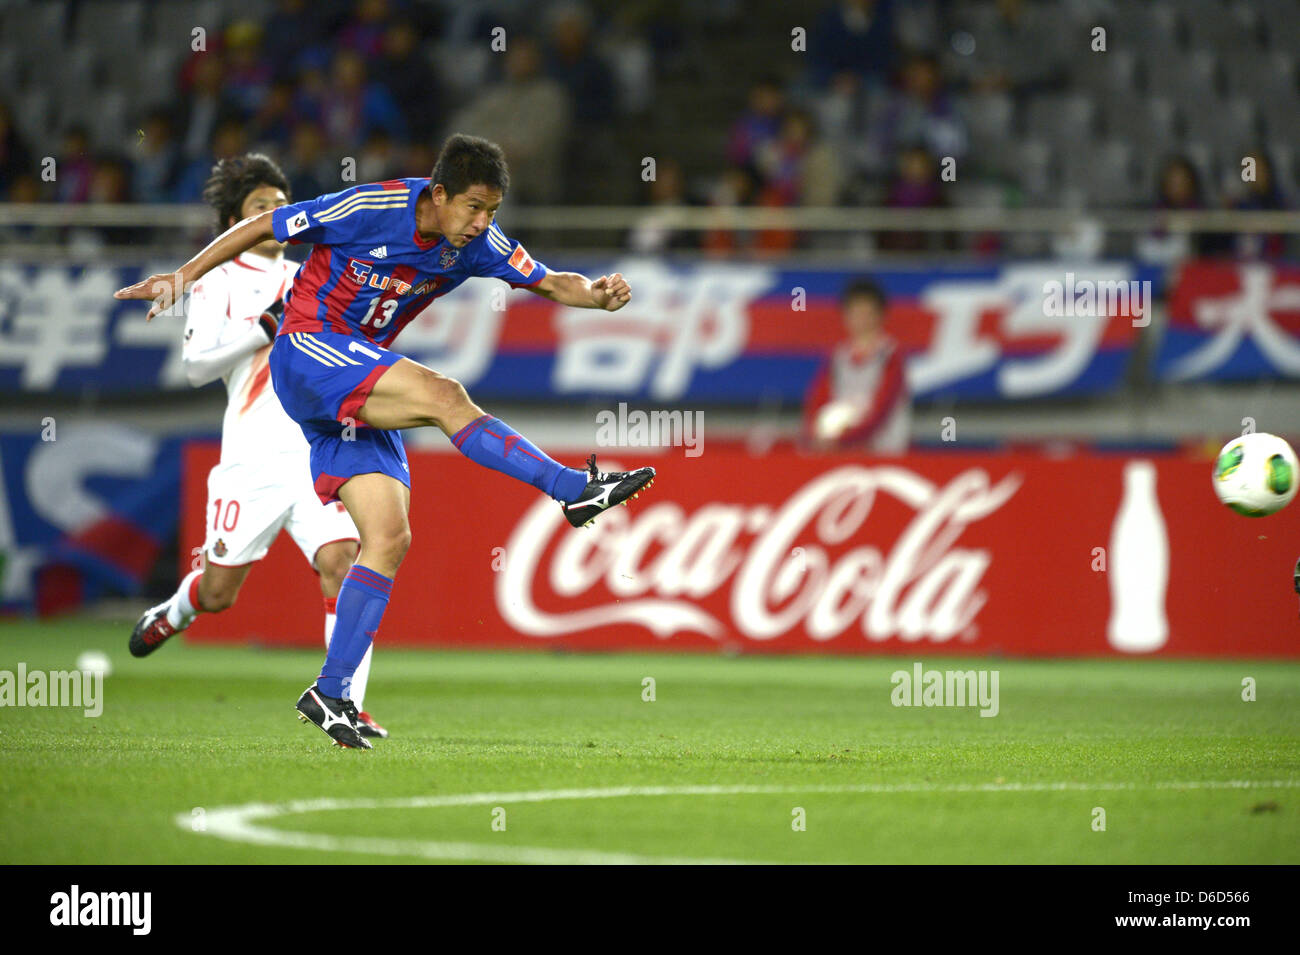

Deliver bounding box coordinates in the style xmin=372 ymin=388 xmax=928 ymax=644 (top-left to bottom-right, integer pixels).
xmin=270 ymin=177 xmax=548 ymax=348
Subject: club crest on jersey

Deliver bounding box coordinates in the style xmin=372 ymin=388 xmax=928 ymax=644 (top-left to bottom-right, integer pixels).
xmin=439 ymin=247 xmax=459 ymax=269
xmin=213 ymin=539 xmax=227 ymax=558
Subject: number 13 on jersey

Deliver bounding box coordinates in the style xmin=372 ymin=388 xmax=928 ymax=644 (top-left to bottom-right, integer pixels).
xmin=359 ymin=296 xmax=398 ymax=329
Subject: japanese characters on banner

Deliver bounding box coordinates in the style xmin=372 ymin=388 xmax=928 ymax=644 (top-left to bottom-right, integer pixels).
xmin=181 ymin=442 xmax=1300 ymax=657
xmin=1 ymin=260 xmax=1161 ymax=401
xmin=1155 ymin=261 xmax=1300 ymax=382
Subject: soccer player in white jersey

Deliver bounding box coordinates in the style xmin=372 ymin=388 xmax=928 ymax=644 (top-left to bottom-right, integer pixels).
xmin=128 ymin=154 xmax=388 ymax=739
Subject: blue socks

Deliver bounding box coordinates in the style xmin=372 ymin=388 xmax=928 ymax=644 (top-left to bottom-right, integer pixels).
xmin=452 ymin=415 xmax=587 ymax=502
xmin=318 ymin=565 xmax=391 ymax=699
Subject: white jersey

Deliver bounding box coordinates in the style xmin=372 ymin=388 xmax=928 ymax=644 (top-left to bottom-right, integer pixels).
xmin=182 ymin=251 xmax=305 ymax=468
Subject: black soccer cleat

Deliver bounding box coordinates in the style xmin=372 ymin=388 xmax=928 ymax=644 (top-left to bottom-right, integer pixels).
xmin=561 ymin=454 xmax=656 ymax=528
xmin=295 ymin=684 xmax=372 ymax=749
xmin=128 ymin=602 xmax=180 ymax=658
xmin=356 ymin=710 xmax=389 ymax=738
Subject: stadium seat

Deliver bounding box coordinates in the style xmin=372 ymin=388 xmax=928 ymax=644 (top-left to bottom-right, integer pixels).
xmin=1182 ymin=0 xmax=1260 ymax=53
xmin=1265 ymin=142 xmax=1298 ymax=199
xmin=1180 ymin=97 xmax=1259 ymax=154
xmin=959 ymin=92 xmax=1014 ymax=152
xmin=1064 ymin=139 xmax=1138 ymax=209
xmin=1100 ymin=94 xmax=1177 ymax=154
xmin=1069 ymin=49 xmax=1136 ymax=98
xmin=148 ymin=0 xmax=222 ymax=49
xmin=1017 ymin=139 xmax=1056 ymax=202
xmin=1220 ymin=50 xmax=1297 ymax=101
xmin=1023 ymin=94 xmax=1096 ymax=150
xmin=1144 ymin=51 xmax=1220 ymax=106
xmin=13 ymin=88 xmax=54 ymax=148
xmin=1107 ymin=3 xmax=1181 ymax=52
xmin=74 ymin=0 xmax=145 ymax=49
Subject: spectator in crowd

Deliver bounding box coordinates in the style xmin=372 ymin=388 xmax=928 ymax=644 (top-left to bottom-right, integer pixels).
xmin=178 ymin=53 xmax=240 ymax=160
xmin=880 ymin=145 xmax=950 ymax=251
xmin=4 ymin=173 xmax=59 ymax=244
xmin=546 ymin=3 xmax=616 ymax=127
xmin=174 ymin=120 xmax=250 ymax=201
xmin=247 ymin=79 xmax=298 ymax=154
xmin=322 ymin=48 xmax=407 ymax=150
xmin=263 ymin=0 xmax=338 ymax=81
xmin=375 ymin=18 xmax=443 ymax=140
xmin=1139 ymin=154 xmax=1230 ymax=261
xmin=356 ymin=128 xmax=400 ymax=183
xmin=338 ymin=0 xmax=393 ymax=59
xmin=727 ymin=77 xmax=786 ymax=170
xmin=285 ymin=121 xmax=334 ymax=200
xmin=755 ymin=108 xmax=841 ymax=208
xmin=627 ymin=157 xmax=699 ymax=254
xmin=69 ymin=155 xmax=136 ymax=249
xmin=803 ymin=278 xmax=910 ymax=454
xmin=290 ymin=51 xmax=332 ymax=128
xmin=703 ymin=164 xmax=759 ymax=255
xmin=55 ymin=128 xmax=96 ymax=203
xmin=132 ymin=109 xmax=183 ymax=203
xmin=0 ymin=99 xmax=33 ymax=200
xmin=869 ymin=52 xmax=967 ymax=176
xmin=1230 ymin=149 xmax=1290 ymax=259
xmin=446 ymin=35 xmax=571 ymax=205
xmin=222 ymin=20 xmax=274 ymax=115
xmin=809 ymin=0 xmax=895 ymax=89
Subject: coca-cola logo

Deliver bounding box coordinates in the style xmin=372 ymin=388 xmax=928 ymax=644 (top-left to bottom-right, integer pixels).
xmin=496 ymin=466 xmax=1022 ymax=645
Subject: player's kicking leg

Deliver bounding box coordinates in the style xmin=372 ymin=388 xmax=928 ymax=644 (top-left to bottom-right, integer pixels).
xmin=356 ymin=357 xmax=656 ymax=525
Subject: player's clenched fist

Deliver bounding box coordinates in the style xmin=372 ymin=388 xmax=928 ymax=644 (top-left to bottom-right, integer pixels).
xmin=590 ymin=273 xmax=631 ymax=311
xmin=114 ymin=271 xmax=187 ymax=321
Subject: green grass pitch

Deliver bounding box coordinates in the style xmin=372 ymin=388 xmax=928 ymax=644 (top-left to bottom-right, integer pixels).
xmin=1 ymin=619 xmax=1297 ymax=864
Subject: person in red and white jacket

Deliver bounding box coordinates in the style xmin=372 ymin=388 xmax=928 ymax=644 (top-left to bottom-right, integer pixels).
xmin=803 ymin=278 xmax=910 ymax=453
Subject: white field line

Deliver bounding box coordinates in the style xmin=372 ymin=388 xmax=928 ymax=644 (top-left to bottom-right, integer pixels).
xmin=178 ymin=780 xmax=1300 ymax=865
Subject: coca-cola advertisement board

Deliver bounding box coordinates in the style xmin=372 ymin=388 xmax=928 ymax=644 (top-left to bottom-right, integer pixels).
xmin=180 ymin=442 xmax=1300 ymax=656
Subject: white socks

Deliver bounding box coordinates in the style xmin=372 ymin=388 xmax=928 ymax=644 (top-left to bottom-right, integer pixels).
xmin=165 ymin=569 xmax=204 ymax=630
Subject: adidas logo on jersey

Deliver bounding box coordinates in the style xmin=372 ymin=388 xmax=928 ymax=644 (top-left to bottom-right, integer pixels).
xmin=368 ymin=245 xmax=388 ymax=259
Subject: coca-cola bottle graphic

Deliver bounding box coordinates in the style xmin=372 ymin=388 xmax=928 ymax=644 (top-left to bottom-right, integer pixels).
xmin=1107 ymin=460 xmax=1170 ymax=652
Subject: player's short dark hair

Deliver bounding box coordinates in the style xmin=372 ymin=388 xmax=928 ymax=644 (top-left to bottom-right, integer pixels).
xmin=431 ymin=133 xmax=510 ymax=199
xmin=201 ymin=153 xmax=290 ymax=235
xmin=842 ymin=277 xmax=887 ymax=310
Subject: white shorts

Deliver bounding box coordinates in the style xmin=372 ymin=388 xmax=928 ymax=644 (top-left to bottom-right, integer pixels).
xmin=202 ymin=460 xmax=358 ymax=568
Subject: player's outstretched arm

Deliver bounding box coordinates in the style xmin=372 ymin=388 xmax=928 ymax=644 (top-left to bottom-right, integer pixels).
xmin=112 ymin=210 xmax=278 ymax=320
xmin=528 ymin=271 xmax=631 ymax=311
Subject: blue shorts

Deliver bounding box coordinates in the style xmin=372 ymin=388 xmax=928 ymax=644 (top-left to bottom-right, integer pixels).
xmin=269 ymin=330 xmax=410 ymax=504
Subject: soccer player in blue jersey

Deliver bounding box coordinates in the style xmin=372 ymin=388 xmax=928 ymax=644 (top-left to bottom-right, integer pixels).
xmin=116 ymin=134 xmax=656 ymax=748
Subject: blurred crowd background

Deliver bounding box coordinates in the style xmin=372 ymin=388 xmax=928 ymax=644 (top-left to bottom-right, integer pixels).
xmin=2 ymin=0 xmax=1298 ymax=258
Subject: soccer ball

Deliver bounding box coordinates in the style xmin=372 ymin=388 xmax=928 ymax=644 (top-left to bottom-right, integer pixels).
xmin=1212 ymin=432 xmax=1299 ymax=517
